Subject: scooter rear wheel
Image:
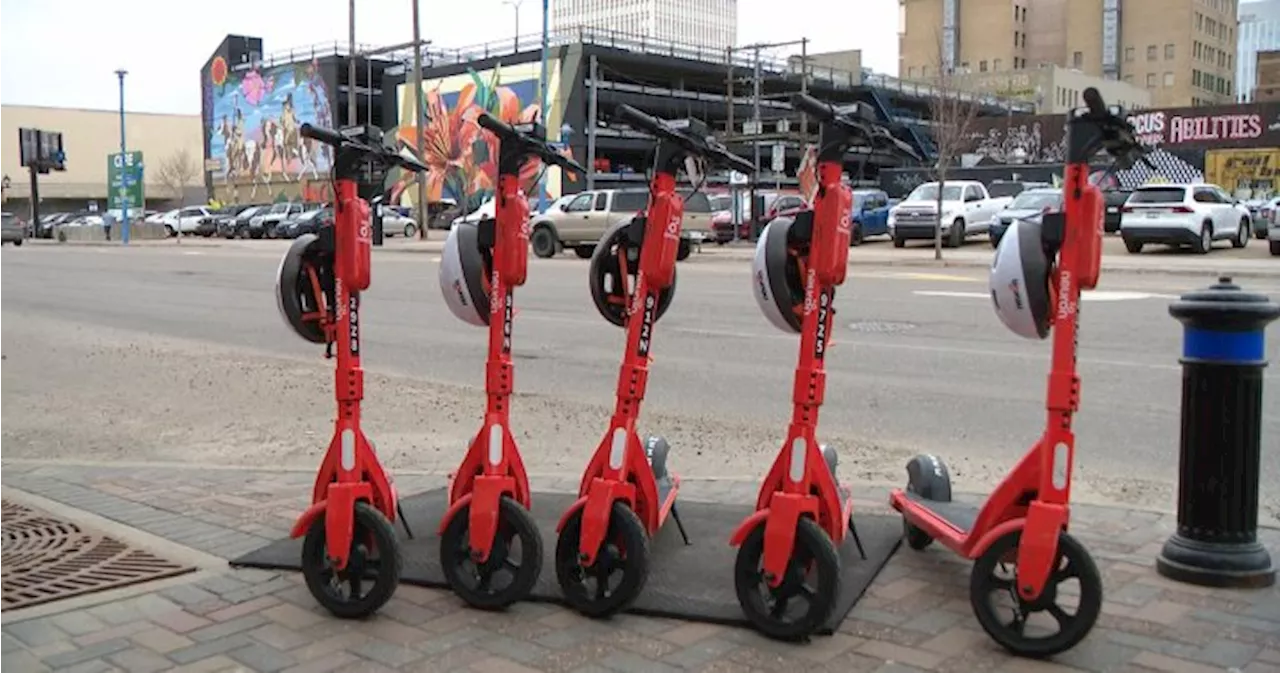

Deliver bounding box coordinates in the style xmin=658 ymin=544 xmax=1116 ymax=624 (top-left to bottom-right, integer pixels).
xmin=734 ymin=516 xmax=840 ymax=641
xmin=301 ymin=501 xmax=403 ymax=619
xmin=970 ymin=530 xmax=1102 ymax=658
xmin=439 ymin=496 xmax=543 ymax=610
xmin=554 ymin=502 xmax=650 ymax=618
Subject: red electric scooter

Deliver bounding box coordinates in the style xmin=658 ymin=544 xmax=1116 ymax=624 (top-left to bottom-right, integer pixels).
xmin=889 ymin=88 xmax=1148 ymax=657
xmin=436 ymin=113 xmax=584 ymax=609
xmin=553 ymin=105 xmax=756 ymax=617
xmin=274 ymin=123 xmax=428 ymax=618
xmin=730 ymin=94 xmax=918 ymax=641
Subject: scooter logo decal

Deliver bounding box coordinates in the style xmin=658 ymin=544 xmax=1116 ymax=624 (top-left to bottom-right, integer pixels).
xmin=502 ymin=288 xmax=514 ymax=353
xmin=756 ymin=269 xmax=769 ymax=301
xmin=1007 ymin=278 xmax=1024 ymax=310
xmin=348 ymin=294 xmax=360 ymax=355
xmin=452 ymin=279 xmax=467 ymax=307
xmin=637 ymin=292 xmax=656 ymax=357
xmin=1057 ymin=270 xmax=1075 ymax=320
xmin=813 ymin=289 xmax=830 ymax=359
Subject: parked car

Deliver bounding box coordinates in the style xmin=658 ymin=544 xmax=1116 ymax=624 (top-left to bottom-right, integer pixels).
xmin=1102 ymin=189 xmax=1131 ymax=233
xmin=2 ymin=212 xmax=26 ymax=245
xmin=888 ymin=180 xmax=1012 ymax=248
xmin=378 ymin=205 xmax=418 ymax=237
xmin=1269 ymin=211 xmax=1280 ymax=255
xmin=35 ymin=212 xmax=75 ymax=238
xmin=205 ymin=204 xmax=262 ymax=238
xmin=249 ymin=202 xmax=313 ymax=239
xmin=850 ymin=189 xmax=892 ymax=244
xmin=986 ymin=180 xmax=1050 ymax=199
xmin=988 ymin=188 xmax=1064 ymax=247
xmin=1254 ymin=196 xmax=1280 ymax=239
xmin=1119 ymin=183 xmax=1251 ymax=254
xmin=159 ymin=206 xmax=214 ymax=237
xmin=281 ymin=207 xmax=333 ymax=239
xmin=526 ymin=188 xmax=713 ymax=259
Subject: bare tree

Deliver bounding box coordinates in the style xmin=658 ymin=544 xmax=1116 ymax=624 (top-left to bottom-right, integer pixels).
xmin=926 ymin=34 xmax=980 ymax=260
xmin=155 ymin=148 xmax=199 ymax=242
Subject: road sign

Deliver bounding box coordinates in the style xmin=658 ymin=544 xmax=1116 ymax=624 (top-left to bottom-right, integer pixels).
xmin=771 ymin=143 xmax=785 ymax=173
xmin=108 ymin=151 xmax=144 ymax=211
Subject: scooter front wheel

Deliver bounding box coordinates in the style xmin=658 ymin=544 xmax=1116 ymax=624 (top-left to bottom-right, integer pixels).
xmin=439 ymin=496 xmax=543 ymax=610
xmin=734 ymin=516 xmax=840 ymax=641
xmin=554 ymin=502 xmax=650 ymax=618
xmin=970 ymin=530 xmax=1102 ymax=658
xmin=301 ymin=501 xmax=403 ymax=619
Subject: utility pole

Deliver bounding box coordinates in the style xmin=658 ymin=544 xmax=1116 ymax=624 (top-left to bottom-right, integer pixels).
xmin=348 ymin=0 xmax=357 ymax=126
xmin=751 ymin=47 xmax=761 ymax=240
xmin=726 ymin=47 xmax=734 ymax=137
xmin=115 ymin=69 xmax=130 ymax=245
xmin=587 ymin=55 xmax=598 ymax=190
xmin=800 ymin=38 xmax=808 ymax=137
xmin=537 ymin=0 xmax=550 ymax=213
xmin=412 ymin=0 xmax=428 ymax=238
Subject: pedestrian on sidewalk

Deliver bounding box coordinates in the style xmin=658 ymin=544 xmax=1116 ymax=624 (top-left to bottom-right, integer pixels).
xmin=102 ymin=210 xmax=115 ymax=241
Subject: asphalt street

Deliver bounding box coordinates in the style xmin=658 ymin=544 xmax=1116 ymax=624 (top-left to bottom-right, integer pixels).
xmin=3 ymin=243 xmax=1278 ymax=523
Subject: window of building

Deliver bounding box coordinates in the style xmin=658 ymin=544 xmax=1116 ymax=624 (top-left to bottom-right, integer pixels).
xmin=1014 ymin=31 xmax=1020 ymax=48
xmin=1147 ymin=45 xmax=1157 ymax=60
xmin=1125 ymin=47 xmax=1134 ymax=62
xmin=1164 ymin=72 xmax=1175 ymax=86
xmin=1073 ymin=51 xmax=1083 ymax=68
xmin=1194 ymin=69 xmax=1201 ymax=87
xmin=1147 ymin=73 xmax=1156 ymax=87
xmin=961 ymin=61 xmax=970 ymax=71
xmin=993 ymin=58 xmax=1003 ymax=70
xmin=1021 ymin=32 xmax=1026 ymax=47
xmin=908 ymin=66 xmax=916 ymax=77
xmin=1165 ymin=44 xmax=1175 ymax=59
xmin=1196 ymin=13 xmax=1203 ymax=31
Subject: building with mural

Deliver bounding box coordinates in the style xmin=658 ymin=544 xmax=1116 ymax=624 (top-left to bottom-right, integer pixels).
xmin=878 ymin=100 xmax=1280 ymax=198
xmin=200 ymin=35 xmax=394 ymax=205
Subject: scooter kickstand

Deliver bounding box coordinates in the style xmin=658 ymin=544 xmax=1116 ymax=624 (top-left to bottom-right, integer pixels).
xmin=849 ymin=514 xmax=866 ymax=560
xmin=671 ymin=504 xmax=692 ymax=545
xmin=397 ymin=502 xmax=414 ymax=539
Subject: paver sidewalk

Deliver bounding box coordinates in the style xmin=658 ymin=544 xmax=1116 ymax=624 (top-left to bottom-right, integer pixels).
xmin=2 ymin=460 xmax=1277 ymax=673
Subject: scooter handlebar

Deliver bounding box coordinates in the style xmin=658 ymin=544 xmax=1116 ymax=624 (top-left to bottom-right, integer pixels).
xmin=616 ymin=104 xmax=754 ymax=173
xmin=1082 ymin=87 xmax=1107 ymax=117
xmin=476 ymin=111 xmax=586 ymax=174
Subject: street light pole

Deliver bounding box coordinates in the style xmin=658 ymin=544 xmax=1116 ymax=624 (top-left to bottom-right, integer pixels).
xmin=504 ymin=0 xmax=523 ymax=52
xmin=537 ymin=0 xmax=549 ymax=213
xmin=348 ymin=0 xmax=357 ymax=126
xmin=412 ymin=0 xmax=428 ymax=238
xmin=115 ymin=69 xmax=130 ymax=245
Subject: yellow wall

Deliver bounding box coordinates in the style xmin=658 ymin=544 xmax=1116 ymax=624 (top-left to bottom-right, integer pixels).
xmin=1 ymin=105 xmax=203 ymax=203
xmin=1204 ymin=147 xmax=1280 ymax=198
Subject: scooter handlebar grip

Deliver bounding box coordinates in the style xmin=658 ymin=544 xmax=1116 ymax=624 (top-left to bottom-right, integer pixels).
xmin=300 ymin=123 xmax=346 ymax=147
xmin=1082 ymin=87 xmax=1107 ymax=116
xmin=790 ymin=93 xmax=834 ymax=120
xmin=476 ymin=112 xmax=515 ymax=137
xmin=615 ymin=104 xmax=665 ymax=137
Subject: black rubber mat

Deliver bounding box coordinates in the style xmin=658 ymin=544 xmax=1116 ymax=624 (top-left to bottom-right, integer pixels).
xmin=230 ymin=488 xmax=901 ymax=634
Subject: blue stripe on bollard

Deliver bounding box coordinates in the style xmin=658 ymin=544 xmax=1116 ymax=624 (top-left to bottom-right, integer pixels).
xmin=1183 ymin=327 xmax=1266 ymax=363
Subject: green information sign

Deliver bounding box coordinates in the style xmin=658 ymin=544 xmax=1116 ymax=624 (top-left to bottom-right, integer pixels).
xmin=107 ymin=151 xmax=144 ymax=211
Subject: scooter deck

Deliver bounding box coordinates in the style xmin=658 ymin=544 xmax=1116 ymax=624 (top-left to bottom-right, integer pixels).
xmin=904 ymin=490 xmax=978 ymax=534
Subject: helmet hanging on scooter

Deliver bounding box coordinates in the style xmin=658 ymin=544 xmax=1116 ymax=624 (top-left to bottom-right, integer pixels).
xmin=751 ymin=217 xmax=805 ymax=333
xmin=989 ymin=219 xmax=1053 ymax=339
xmin=275 ymin=233 xmax=332 ymax=344
xmin=589 ymin=218 xmax=676 ymax=328
xmin=439 ymin=222 xmax=491 ymax=327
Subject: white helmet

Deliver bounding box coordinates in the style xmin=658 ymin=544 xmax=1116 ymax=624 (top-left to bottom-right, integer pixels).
xmin=439 ymin=222 xmax=490 ymax=327
xmin=752 ymin=217 xmax=804 ymax=333
xmin=275 ymin=233 xmax=329 ymax=344
xmin=989 ymin=218 xmax=1052 ymax=340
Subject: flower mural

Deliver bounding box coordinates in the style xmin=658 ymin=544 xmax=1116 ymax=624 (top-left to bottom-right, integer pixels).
xmin=391 ymin=62 xmax=577 ymax=213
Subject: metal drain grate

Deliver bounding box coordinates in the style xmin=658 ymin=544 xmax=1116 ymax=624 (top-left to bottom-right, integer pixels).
xmin=1 ymin=500 xmax=195 ymax=611
xmin=846 ymin=320 xmax=918 ymax=333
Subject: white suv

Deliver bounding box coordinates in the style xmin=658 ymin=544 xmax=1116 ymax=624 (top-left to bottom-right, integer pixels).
xmin=1120 ymin=183 xmax=1251 ymax=254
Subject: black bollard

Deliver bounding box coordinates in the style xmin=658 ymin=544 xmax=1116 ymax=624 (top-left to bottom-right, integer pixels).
xmin=1156 ymin=276 xmax=1279 ymax=589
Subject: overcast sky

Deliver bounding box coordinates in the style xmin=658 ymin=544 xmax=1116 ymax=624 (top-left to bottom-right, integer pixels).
xmin=0 ymin=0 xmax=899 ymax=115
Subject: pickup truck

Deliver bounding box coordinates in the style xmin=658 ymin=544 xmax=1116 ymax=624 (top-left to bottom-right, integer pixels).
xmin=528 ymin=188 xmax=713 ymax=259
xmin=888 ymin=180 xmax=1012 ymax=248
